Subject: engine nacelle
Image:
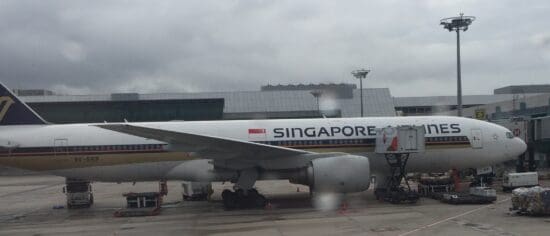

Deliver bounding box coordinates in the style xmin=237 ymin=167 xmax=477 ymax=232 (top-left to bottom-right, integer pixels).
xmin=165 ymin=159 xmax=237 ymax=182
xmin=291 ymin=154 xmax=370 ymax=193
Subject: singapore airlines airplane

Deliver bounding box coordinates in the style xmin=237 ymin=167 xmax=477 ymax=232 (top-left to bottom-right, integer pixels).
xmin=0 ymin=83 xmax=526 ymax=208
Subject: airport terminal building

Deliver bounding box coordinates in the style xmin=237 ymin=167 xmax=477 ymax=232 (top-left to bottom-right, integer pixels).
xmin=15 ymin=83 xmax=550 ymax=123
xmin=18 ymin=84 xmax=397 ymax=123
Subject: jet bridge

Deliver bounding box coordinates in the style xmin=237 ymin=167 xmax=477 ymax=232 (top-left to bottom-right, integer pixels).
xmin=374 ymin=125 xmax=425 ymax=203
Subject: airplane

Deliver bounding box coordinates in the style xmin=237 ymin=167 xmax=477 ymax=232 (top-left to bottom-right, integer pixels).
xmin=0 ymin=83 xmax=527 ymax=208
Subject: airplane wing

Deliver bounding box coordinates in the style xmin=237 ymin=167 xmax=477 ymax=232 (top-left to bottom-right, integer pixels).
xmin=95 ymin=124 xmax=316 ymax=169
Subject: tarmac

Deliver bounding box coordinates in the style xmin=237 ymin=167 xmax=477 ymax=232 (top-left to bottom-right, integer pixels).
xmin=0 ymin=175 xmax=549 ymax=236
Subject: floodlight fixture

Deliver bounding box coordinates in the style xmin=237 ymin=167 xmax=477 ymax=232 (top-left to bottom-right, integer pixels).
xmin=352 ymin=69 xmax=370 ymax=79
xmin=440 ymin=13 xmax=475 ymax=32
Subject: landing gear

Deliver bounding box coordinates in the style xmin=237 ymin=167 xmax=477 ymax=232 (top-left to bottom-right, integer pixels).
xmin=374 ymin=153 xmax=419 ymax=204
xmin=221 ymin=188 xmax=267 ymax=209
xmin=221 ymin=168 xmax=268 ymax=209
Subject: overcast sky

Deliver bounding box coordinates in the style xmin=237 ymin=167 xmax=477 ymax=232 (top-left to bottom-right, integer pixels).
xmin=0 ymin=0 xmax=549 ymax=96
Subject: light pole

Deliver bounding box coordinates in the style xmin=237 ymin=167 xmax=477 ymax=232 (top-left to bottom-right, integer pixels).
xmin=352 ymin=69 xmax=370 ymax=117
xmin=441 ymin=13 xmax=475 ymax=117
xmin=310 ymin=90 xmax=322 ymax=117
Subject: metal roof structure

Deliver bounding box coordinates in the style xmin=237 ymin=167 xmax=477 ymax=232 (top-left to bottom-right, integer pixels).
xmin=340 ymin=89 xmax=395 ymax=117
xmin=393 ymin=94 xmax=535 ymax=107
xmin=446 ymin=93 xmax=550 ymax=119
xmin=494 ymin=84 xmax=550 ymax=94
xmin=20 ymin=88 xmax=396 ymax=119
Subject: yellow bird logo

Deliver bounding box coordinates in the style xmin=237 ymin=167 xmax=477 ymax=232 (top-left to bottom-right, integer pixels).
xmin=0 ymin=96 xmax=15 ymax=122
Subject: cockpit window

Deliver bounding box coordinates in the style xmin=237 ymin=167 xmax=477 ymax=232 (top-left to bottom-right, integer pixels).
xmin=506 ymin=132 xmax=514 ymax=139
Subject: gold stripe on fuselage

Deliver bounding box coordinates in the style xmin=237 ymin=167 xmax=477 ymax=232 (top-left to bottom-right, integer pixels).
xmin=0 ymin=152 xmax=195 ymax=171
xmin=0 ymin=143 xmax=471 ymax=171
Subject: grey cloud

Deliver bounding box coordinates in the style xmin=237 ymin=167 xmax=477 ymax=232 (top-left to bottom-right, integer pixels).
xmin=0 ymin=0 xmax=548 ymax=96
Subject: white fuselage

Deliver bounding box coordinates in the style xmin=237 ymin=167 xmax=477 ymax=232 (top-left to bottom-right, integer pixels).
xmin=0 ymin=116 xmax=526 ymax=182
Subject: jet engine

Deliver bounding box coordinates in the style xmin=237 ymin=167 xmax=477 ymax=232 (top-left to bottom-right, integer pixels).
xmin=290 ymin=154 xmax=370 ymax=193
xmin=165 ymin=159 xmax=237 ymax=182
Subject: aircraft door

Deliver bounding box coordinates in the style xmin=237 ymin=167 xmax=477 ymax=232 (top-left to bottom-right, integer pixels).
xmin=54 ymin=138 xmax=69 ymax=156
xmin=470 ymin=129 xmax=483 ymax=149
xmin=404 ymin=131 xmax=418 ymax=151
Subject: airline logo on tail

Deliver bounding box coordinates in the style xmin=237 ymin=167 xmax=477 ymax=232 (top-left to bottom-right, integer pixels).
xmin=0 ymin=83 xmax=47 ymax=125
xmin=0 ymin=96 xmax=14 ymax=122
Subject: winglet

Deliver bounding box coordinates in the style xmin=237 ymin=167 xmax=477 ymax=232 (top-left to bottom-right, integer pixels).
xmin=0 ymin=82 xmax=47 ymax=125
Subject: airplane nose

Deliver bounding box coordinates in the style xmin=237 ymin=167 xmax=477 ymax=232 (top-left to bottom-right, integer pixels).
xmin=513 ymin=137 xmax=527 ymax=156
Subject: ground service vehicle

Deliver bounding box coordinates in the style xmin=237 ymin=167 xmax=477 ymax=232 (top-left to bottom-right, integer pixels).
xmin=503 ymin=172 xmax=539 ymax=191
xmin=63 ymin=179 xmax=93 ymax=208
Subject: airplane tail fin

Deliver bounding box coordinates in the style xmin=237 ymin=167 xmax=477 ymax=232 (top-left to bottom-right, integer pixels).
xmin=0 ymin=82 xmax=47 ymax=125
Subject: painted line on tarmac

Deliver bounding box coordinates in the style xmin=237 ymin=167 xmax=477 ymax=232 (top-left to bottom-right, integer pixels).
xmin=398 ymin=197 xmax=510 ymax=236
xmin=0 ymin=183 xmax=61 ymax=197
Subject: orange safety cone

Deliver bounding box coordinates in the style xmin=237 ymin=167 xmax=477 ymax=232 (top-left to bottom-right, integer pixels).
xmin=338 ymin=201 xmax=348 ymax=215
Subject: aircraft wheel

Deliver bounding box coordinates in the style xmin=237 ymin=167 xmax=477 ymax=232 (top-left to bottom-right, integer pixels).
xmin=254 ymin=194 xmax=267 ymax=208
xmin=244 ymin=188 xmax=265 ymax=208
xmin=222 ymin=190 xmax=238 ymax=209
xmin=222 ymin=189 xmax=267 ymax=209
xmin=221 ymin=189 xmax=232 ymax=200
xmin=235 ymin=189 xmax=245 ymax=198
xmin=249 ymin=188 xmax=259 ymax=195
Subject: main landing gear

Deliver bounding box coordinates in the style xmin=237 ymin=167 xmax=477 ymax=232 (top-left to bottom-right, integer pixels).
xmin=221 ymin=188 xmax=267 ymax=209
xmin=221 ymin=168 xmax=268 ymax=210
